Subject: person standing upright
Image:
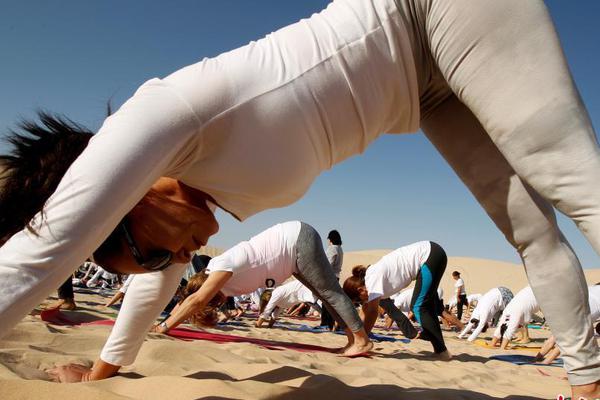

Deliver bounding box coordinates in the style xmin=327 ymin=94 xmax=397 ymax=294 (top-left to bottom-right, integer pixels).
xmin=452 ymin=271 xmax=468 ymax=321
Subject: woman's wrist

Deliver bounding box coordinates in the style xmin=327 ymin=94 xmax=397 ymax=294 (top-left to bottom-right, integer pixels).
xmin=158 ymin=320 xmax=170 ymax=333
xmin=89 ymin=359 xmax=122 ymax=381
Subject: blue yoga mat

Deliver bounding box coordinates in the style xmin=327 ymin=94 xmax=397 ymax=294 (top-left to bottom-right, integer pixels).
xmin=489 ymin=354 xmax=563 ymax=367
xmin=527 ymin=324 xmax=543 ymax=329
xmin=277 ymin=322 xmax=410 ymax=343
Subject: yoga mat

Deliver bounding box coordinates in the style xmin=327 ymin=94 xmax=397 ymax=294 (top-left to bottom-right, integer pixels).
xmin=489 ymin=354 xmax=563 ymax=367
xmin=473 ymin=339 xmax=541 ymax=352
xmin=276 ymin=322 xmax=410 ymax=343
xmin=40 ymin=309 xmax=340 ymax=354
xmin=527 ymin=324 xmax=543 ymax=329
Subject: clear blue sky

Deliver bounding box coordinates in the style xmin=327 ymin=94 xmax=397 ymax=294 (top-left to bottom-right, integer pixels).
xmin=1 ymin=1 xmax=599 ymax=267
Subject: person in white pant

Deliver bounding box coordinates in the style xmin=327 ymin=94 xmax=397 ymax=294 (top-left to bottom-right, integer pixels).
xmin=458 ymin=287 xmax=513 ymax=342
xmin=467 ymin=294 xmax=482 ymax=308
xmin=1 ymin=0 xmax=599 ymax=395
xmin=490 ymin=287 xmax=540 ymax=349
xmin=256 ymin=279 xmax=317 ymax=328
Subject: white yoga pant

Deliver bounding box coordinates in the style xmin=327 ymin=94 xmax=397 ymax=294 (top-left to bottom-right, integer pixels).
xmin=402 ymin=0 xmax=600 ymax=384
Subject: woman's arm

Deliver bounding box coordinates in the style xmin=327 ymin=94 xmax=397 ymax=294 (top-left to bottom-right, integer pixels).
xmin=0 ymin=77 xmax=203 ymax=340
xmin=155 ymin=270 xmax=232 ymax=333
xmin=467 ymin=319 xmax=487 ymax=342
xmin=458 ymin=321 xmax=473 ymax=339
xmin=362 ymin=299 xmax=380 ymax=334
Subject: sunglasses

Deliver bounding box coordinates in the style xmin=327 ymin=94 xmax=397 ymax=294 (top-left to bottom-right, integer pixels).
xmin=119 ymin=222 xmax=172 ymax=271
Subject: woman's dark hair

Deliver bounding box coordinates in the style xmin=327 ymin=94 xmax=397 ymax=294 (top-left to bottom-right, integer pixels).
xmin=327 ymin=229 xmax=342 ymax=246
xmin=452 ymin=271 xmax=461 ymax=277
xmin=343 ymin=265 xmax=368 ymax=303
xmin=0 ymin=112 xmax=93 ymax=245
xmin=191 ymin=254 xmax=212 ymax=273
xmin=596 ymin=322 xmax=600 ymax=336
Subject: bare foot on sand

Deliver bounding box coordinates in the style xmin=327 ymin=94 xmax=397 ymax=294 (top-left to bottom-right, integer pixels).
xmin=47 ymin=299 xmax=76 ymax=311
xmin=342 ymin=341 xmax=374 ymax=357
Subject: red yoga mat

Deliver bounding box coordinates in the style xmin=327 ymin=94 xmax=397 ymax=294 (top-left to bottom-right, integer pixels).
xmin=40 ymin=308 xmax=336 ymax=353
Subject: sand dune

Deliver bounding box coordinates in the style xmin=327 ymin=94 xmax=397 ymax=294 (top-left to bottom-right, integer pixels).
xmin=343 ymin=250 xmax=600 ymax=298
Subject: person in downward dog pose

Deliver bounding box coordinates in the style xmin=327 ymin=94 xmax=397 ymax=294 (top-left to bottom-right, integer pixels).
xmin=458 ymin=287 xmax=514 ymax=342
xmin=256 ymin=279 xmax=318 ymax=328
xmin=386 ymin=286 xmax=463 ymax=331
xmin=490 ymin=286 xmax=540 ymax=349
xmin=534 ymin=284 xmax=600 ymax=365
xmin=343 ymin=241 xmax=450 ymax=359
xmin=151 ymin=221 xmax=372 ymax=356
xmin=1 ymin=0 xmax=599 ymax=395
xmin=464 ymin=293 xmax=482 ymax=319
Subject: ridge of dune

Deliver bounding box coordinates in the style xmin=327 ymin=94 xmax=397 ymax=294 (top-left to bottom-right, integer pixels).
xmin=342 ymin=250 xmax=600 ymax=299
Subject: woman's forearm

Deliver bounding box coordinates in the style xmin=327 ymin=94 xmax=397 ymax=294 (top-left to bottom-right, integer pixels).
xmin=362 ymin=300 xmax=380 ymax=334
xmin=86 ymin=359 xmax=121 ymax=381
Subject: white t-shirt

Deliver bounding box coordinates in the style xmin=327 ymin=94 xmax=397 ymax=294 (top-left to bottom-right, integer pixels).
xmin=206 ymin=221 xmax=301 ymax=296
xmin=461 ymin=287 xmax=505 ymax=342
xmin=588 ymin=285 xmax=600 ymax=322
xmin=455 ymin=278 xmax=466 ymax=296
xmin=365 ymin=241 xmax=431 ymax=302
xmin=0 ymin=0 xmax=419 ymax=366
xmin=261 ymin=279 xmax=317 ymax=319
xmin=391 ymin=288 xmax=414 ymax=313
xmin=493 ymin=286 xmax=540 ymax=339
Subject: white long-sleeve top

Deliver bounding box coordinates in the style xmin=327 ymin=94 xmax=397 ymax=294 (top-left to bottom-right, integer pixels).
xmin=459 ymin=287 xmax=505 ymax=342
xmin=260 ymin=280 xmax=317 ymax=319
xmin=0 ymin=0 xmax=418 ymax=366
xmin=590 ymin=285 xmax=600 ymax=322
xmin=492 ymin=286 xmax=540 ymax=340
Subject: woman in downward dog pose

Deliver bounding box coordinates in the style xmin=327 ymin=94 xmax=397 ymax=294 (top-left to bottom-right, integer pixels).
xmin=343 ymin=241 xmax=450 ymax=359
xmin=458 ymin=287 xmax=513 ymax=342
xmin=490 ymin=286 xmax=540 ymax=349
xmin=1 ymin=0 xmax=599 ymax=395
xmin=152 ymin=221 xmax=372 ymax=355
xmin=256 ymin=279 xmax=318 ymax=328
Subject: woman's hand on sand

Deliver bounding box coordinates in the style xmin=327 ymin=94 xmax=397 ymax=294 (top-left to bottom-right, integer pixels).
xmin=150 ymin=324 xmax=167 ymax=334
xmin=46 ymin=363 xmax=92 ymax=383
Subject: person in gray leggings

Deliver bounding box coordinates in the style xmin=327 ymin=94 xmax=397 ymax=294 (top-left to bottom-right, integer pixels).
xmin=151 ymin=221 xmax=372 ymax=357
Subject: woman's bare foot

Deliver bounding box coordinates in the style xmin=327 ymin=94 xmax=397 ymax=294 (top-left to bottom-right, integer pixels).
xmin=334 ymin=344 xmax=350 ymax=354
xmin=47 ymin=299 xmax=76 ymax=310
xmin=572 ymin=380 xmax=600 ymax=400
xmin=433 ymin=350 xmax=452 ymax=361
xmin=342 ymin=340 xmax=374 ymax=357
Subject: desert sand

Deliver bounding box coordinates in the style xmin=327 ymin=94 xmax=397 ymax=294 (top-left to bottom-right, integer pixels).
xmin=1 ymin=248 xmax=598 ymax=400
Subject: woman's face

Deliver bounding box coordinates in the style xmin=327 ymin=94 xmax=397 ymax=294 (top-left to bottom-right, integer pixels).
xmin=104 ymin=178 xmax=219 ymax=274
xmin=358 ymin=286 xmax=369 ymax=303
